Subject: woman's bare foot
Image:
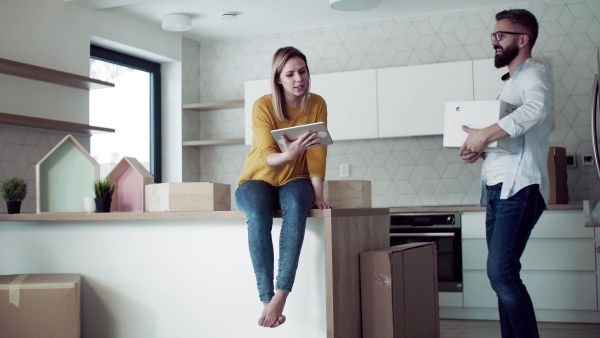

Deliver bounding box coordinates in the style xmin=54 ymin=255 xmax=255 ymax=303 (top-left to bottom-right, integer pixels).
xmin=258 ymin=290 xmax=289 ymax=328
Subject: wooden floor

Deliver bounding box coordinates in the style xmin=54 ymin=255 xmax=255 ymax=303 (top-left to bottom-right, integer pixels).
xmin=440 ymin=319 xmax=600 ymax=337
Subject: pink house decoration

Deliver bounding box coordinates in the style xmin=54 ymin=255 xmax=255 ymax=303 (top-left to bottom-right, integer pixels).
xmin=36 ymin=134 xmax=99 ymax=213
xmin=106 ymin=157 xmax=154 ymax=212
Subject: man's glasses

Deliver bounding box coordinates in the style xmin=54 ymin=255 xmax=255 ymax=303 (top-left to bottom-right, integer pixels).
xmin=491 ymin=31 xmax=527 ymax=42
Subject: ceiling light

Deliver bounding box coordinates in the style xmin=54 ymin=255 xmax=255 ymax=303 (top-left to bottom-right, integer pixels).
xmin=220 ymin=12 xmax=237 ymax=20
xmin=329 ymin=0 xmax=380 ymax=11
xmin=162 ymin=14 xmax=192 ymax=32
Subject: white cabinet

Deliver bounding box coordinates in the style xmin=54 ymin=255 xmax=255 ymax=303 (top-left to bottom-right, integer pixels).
xmin=244 ymin=79 xmax=270 ymax=145
xmin=311 ymin=69 xmax=377 ymax=141
xmin=244 ymin=70 xmax=378 ymax=145
xmin=473 ymin=58 xmax=507 ymax=100
xmin=377 ymin=60 xmax=473 ymax=138
xmin=461 ymin=210 xmax=597 ymax=311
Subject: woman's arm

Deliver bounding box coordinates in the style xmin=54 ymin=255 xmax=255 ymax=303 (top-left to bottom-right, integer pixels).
xmin=311 ymin=177 xmax=332 ymax=209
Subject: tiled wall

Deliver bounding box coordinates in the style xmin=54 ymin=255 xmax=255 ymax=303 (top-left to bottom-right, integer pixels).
xmin=183 ymin=0 xmax=600 ymax=209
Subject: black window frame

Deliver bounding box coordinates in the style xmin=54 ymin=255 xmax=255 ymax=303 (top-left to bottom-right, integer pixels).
xmin=90 ymin=45 xmax=162 ymax=183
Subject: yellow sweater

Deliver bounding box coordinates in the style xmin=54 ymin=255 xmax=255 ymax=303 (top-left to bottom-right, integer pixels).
xmin=238 ymin=93 xmax=328 ymax=186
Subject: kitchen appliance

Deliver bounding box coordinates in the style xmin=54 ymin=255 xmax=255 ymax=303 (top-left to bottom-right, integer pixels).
xmin=390 ymin=212 xmax=463 ymax=292
xmin=586 ymin=48 xmax=600 ymax=226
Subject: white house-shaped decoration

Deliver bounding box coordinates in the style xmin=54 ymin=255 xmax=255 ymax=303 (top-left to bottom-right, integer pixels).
xmin=36 ymin=134 xmax=99 ymax=213
xmin=106 ymin=157 xmax=154 ymax=212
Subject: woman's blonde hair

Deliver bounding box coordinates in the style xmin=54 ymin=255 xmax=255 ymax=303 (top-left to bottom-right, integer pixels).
xmin=270 ymin=46 xmax=311 ymax=121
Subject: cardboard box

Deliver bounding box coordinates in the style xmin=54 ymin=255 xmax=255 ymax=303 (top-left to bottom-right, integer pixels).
xmin=443 ymin=100 xmax=521 ymax=153
xmin=323 ymin=180 xmax=371 ymax=208
xmin=0 ymin=274 xmax=81 ymax=338
xmin=145 ymin=182 xmax=231 ymax=211
xmin=360 ymin=243 xmax=439 ymax=338
xmin=548 ymin=146 xmax=568 ymax=204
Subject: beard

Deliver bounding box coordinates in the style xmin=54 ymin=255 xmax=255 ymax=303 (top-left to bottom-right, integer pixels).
xmin=494 ymin=41 xmax=519 ymax=68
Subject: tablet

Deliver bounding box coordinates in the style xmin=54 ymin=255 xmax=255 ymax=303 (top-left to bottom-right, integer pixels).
xmin=271 ymin=122 xmax=333 ymax=151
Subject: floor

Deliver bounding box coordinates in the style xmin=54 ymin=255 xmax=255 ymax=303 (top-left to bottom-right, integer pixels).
xmin=440 ymin=319 xmax=600 ymax=338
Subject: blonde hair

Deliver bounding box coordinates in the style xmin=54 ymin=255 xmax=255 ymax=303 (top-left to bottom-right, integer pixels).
xmin=270 ymin=46 xmax=311 ymax=121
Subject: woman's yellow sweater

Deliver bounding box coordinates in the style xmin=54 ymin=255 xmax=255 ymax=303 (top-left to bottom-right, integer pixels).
xmin=238 ymin=93 xmax=328 ymax=187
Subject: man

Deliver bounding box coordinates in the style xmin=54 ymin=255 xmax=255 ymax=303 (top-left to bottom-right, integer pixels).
xmin=460 ymin=9 xmax=553 ymax=338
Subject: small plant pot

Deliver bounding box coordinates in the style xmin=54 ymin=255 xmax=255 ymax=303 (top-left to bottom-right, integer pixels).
xmin=6 ymin=200 xmax=22 ymax=214
xmin=95 ymin=198 xmax=112 ymax=213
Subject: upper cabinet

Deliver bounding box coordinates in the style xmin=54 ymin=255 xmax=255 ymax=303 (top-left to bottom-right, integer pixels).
xmin=473 ymin=58 xmax=507 ymax=100
xmin=244 ymin=70 xmax=378 ymax=145
xmin=377 ymin=60 xmax=473 ymax=138
xmin=242 ymin=58 xmax=507 ymax=143
xmin=311 ymin=69 xmax=377 ymax=141
xmin=244 ymin=79 xmax=270 ymax=145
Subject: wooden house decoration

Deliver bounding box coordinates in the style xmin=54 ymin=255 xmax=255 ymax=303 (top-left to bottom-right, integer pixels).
xmin=36 ymin=134 xmax=99 ymax=213
xmin=106 ymin=156 xmax=154 ymax=212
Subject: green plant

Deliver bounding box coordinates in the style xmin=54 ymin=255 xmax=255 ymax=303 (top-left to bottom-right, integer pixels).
xmin=0 ymin=177 xmax=28 ymax=201
xmin=93 ymin=178 xmax=117 ymax=199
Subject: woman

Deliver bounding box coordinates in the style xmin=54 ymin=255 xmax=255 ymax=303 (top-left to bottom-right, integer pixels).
xmin=235 ymin=46 xmax=331 ymax=328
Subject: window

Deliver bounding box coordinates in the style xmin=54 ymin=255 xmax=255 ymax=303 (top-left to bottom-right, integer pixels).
xmin=89 ymin=46 xmax=162 ymax=182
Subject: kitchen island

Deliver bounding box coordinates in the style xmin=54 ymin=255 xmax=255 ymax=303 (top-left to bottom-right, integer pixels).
xmin=0 ymin=208 xmax=389 ymax=338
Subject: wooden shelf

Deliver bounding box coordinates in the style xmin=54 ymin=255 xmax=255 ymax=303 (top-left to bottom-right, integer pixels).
xmin=182 ymin=139 xmax=245 ymax=147
xmin=0 ymin=112 xmax=115 ymax=134
xmin=183 ymin=99 xmax=244 ymax=111
xmin=0 ymin=57 xmax=114 ymax=90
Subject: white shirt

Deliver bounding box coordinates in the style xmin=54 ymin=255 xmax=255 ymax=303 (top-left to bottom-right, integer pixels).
xmin=480 ymin=58 xmax=554 ymax=206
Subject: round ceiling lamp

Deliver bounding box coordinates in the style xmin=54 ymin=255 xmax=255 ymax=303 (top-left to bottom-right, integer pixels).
xmin=329 ymin=0 xmax=380 ymax=11
xmin=162 ymin=14 xmax=192 ymax=32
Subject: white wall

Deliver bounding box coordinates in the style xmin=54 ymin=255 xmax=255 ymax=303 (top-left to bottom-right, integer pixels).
xmin=0 ymin=0 xmax=91 ymax=123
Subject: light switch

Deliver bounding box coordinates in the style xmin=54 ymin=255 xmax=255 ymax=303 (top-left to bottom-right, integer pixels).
xmin=339 ymin=164 xmax=350 ymax=177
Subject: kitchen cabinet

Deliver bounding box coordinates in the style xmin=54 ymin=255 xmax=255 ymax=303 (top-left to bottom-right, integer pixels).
xmin=473 ymin=58 xmax=507 ymax=100
xmin=244 ymin=78 xmax=270 ymax=145
xmin=311 ymin=69 xmax=377 ymax=141
xmin=461 ymin=210 xmax=597 ymax=311
xmin=182 ymin=100 xmax=245 ymax=147
xmin=377 ymin=60 xmax=473 ymax=138
xmin=244 ymin=69 xmax=377 ymax=145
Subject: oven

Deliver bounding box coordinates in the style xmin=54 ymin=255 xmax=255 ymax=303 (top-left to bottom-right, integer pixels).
xmin=390 ymin=212 xmax=462 ymax=292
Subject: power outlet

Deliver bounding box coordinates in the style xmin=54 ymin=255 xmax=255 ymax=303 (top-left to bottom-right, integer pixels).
xmin=566 ymin=154 xmax=576 ymax=168
xmin=583 ymin=154 xmax=594 ymax=166
xmin=339 ymin=164 xmax=350 ymax=177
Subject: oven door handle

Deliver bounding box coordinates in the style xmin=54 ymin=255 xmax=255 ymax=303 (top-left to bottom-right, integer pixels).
xmin=390 ymin=233 xmax=456 ymax=237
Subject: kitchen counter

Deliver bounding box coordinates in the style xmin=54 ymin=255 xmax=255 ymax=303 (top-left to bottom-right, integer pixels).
xmin=390 ymin=203 xmax=583 ymax=214
xmin=0 ymin=208 xmax=389 ymax=338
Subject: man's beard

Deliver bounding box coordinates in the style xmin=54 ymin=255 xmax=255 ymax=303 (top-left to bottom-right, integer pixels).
xmin=494 ymin=42 xmax=518 ymax=68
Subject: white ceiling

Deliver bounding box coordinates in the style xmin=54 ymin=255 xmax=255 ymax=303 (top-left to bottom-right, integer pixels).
xmin=69 ymin=0 xmax=543 ymax=42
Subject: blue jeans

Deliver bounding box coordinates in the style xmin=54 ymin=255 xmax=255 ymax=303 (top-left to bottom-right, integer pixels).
xmin=235 ymin=179 xmax=315 ymax=303
xmin=485 ymin=183 xmax=545 ymax=338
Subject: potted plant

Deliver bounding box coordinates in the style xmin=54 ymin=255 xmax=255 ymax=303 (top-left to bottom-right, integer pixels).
xmin=0 ymin=177 xmax=28 ymax=214
xmin=93 ymin=178 xmax=116 ymax=213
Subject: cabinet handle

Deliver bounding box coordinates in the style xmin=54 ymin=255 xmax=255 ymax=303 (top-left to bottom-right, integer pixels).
xmin=596 ymin=246 xmax=600 ymax=254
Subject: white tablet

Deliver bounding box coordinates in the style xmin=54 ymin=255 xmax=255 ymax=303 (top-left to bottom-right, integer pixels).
xmin=271 ymin=122 xmax=333 ymax=151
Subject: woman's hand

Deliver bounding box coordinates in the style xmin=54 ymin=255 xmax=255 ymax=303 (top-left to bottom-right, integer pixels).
xmin=312 ymin=200 xmax=332 ymax=209
xmin=281 ymin=131 xmax=321 ymax=160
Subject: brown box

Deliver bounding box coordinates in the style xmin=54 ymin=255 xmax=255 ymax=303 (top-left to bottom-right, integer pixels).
xmin=0 ymin=274 xmax=81 ymax=338
xmin=323 ymin=180 xmax=371 ymax=208
xmin=145 ymin=182 xmax=231 ymax=211
xmin=547 ymin=146 xmax=568 ymax=204
xmin=360 ymin=243 xmax=439 ymax=338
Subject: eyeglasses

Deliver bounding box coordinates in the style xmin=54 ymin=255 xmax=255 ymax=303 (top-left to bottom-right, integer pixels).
xmin=491 ymin=31 xmax=527 ymax=42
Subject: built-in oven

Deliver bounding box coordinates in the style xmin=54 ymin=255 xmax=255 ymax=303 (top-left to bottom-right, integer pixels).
xmin=390 ymin=212 xmax=462 ymax=292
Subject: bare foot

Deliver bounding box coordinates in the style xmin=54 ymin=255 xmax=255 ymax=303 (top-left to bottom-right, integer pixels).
xmin=258 ymin=290 xmax=289 ymax=328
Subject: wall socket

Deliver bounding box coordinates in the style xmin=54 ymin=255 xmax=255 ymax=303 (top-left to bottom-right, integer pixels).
xmin=583 ymin=154 xmax=594 ymax=166
xmin=566 ymin=154 xmax=576 ymax=168
xmin=339 ymin=164 xmax=350 ymax=177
